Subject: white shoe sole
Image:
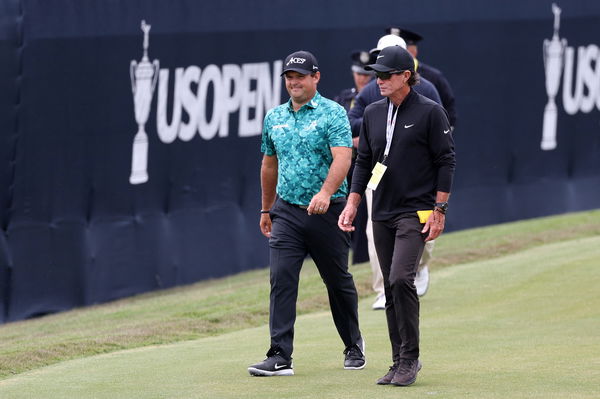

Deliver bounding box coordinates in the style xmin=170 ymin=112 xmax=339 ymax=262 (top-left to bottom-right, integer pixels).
xmin=372 ymin=294 xmax=386 ymax=310
xmin=344 ymin=360 xmax=367 ymax=370
xmin=248 ymin=367 xmax=294 ymax=376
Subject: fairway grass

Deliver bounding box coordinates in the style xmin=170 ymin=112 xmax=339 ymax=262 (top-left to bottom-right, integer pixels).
xmin=0 ymin=235 xmax=598 ymax=398
xmin=1 ymin=210 xmax=599 ymax=380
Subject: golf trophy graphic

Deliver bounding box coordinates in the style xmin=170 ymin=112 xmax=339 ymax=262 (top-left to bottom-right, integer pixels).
xmin=129 ymin=20 xmax=159 ymax=184
xmin=541 ymin=3 xmax=567 ymax=151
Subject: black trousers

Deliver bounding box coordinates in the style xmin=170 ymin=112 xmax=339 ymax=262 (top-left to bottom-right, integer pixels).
xmin=268 ymin=198 xmax=361 ymax=359
xmin=373 ymin=213 xmax=425 ymax=362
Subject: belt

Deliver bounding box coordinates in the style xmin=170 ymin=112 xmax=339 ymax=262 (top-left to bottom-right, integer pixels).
xmin=282 ymin=197 xmax=346 ymax=210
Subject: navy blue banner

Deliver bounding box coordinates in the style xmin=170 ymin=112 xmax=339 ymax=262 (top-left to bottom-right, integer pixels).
xmin=0 ymin=0 xmax=21 ymax=323
xmin=1 ymin=0 xmax=600 ymax=322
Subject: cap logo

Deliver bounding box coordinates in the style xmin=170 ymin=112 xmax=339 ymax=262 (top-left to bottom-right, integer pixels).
xmin=286 ymin=57 xmax=306 ymax=66
xmin=359 ymin=51 xmax=370 ymax=64
xmin=377 ymin=55 xmax=385 ymax=59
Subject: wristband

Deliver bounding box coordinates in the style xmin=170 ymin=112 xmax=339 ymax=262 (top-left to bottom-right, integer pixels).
xmin=260 ymin=210 xmax=270 ymax=214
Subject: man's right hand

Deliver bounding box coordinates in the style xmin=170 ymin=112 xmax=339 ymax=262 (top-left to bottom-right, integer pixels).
xmin=260 ymin=214 xmax=272 ymax=238
xmin=338 ymin=204 xmax=357 ymax=232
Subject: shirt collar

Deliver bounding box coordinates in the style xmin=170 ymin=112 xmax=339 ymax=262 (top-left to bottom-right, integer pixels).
xmin=386 ymin=88 xmax=416 ymax=110
xmin=287 ymin=91 xmax=322 ymax=112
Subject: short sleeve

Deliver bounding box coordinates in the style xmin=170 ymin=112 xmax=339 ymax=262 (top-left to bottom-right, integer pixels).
xmin=327 ymin=104 xmax=352 ymax=148
xmin=261 ymin=111 xmax=276 ymax=156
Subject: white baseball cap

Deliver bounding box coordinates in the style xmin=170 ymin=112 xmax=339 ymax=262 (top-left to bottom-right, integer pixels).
xmin=370 ymin=34 xmax=407 ymax=54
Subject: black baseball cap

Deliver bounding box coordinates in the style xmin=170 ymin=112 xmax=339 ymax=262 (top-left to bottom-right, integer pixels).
xmin=350 ymin=50 xmax=373 ymax=74
xmin=386 ymin=27 xmax=423 ymax=45
xmin=281 ymin=50 xmax=319 ymax=76
xmin=364 ymin=45 xmax=415 ymax=73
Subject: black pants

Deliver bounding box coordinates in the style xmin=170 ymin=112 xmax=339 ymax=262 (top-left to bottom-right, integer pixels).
xmin=373 ymin=213 xmax=425 ymax=362
xmin=268 ymin=198 xmax=361 ymax=359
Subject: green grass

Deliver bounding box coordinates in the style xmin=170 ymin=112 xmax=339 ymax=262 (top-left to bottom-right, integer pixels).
xmin=0 ymin=232 xmax=598 ymax=398
xmin=0 ymin=210 xmax=599 ymax=384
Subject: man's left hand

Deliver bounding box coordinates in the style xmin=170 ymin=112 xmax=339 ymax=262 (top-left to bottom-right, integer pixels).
xmin=422 ymin=210 xmax=445 ymax=241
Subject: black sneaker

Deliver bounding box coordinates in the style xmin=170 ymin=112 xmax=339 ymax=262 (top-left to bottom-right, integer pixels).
xmin=343 ymin=337 xmax=366 ymax=370
xmin=390 ymin=359 xmax=422 ymax=386
xmin=376 ymin=363 xmax=399 ymax=385
xmin=248 ymin=351 xmax=294 ymax=376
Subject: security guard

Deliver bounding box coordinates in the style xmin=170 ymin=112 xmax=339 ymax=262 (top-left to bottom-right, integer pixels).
xmin=334 ymin=50 xmax=375 ymax=112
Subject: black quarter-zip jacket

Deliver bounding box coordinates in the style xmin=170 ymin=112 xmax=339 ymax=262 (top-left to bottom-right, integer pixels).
xmin=350 ymin=89 xmax=456 ymax=222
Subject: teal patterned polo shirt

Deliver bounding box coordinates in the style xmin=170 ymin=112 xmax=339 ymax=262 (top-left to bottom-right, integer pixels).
xmin=261 ymin=91 xmax=352 ymax=206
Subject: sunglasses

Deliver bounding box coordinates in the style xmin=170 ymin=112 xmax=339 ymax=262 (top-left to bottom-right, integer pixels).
xmin=375 ymin=71 xmax=405 ymax=80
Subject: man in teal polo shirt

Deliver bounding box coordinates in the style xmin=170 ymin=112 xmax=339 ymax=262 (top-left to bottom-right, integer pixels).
xmin=248 ymin=50 xmax=365 ymax=377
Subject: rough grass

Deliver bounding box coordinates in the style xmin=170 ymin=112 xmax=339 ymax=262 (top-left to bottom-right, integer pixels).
xmin=435 ymin=210 xmax=600 ymax=267
xmin=0 ymin=209 xmax=599 ymax=379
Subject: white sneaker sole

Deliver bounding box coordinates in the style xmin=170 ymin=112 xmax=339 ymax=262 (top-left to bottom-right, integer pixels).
xmin=372 ymin=294 xmax=386 ymax=310
xmin=248 ymin=367 xmax=294 ymax=376
xmin=344 ymin=360 xmax=367 ymax=370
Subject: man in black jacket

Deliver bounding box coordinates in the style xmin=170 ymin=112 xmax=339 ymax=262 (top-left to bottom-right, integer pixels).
xmin=338 ymin=45 xmax=455 ymax=387
xmin=385 ymin=27 xmax=459 ymax=297
xmin=347 ymin=34 xmax=442 ymax=309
